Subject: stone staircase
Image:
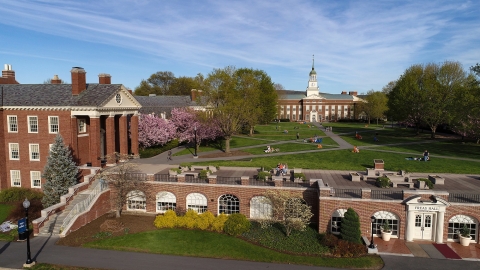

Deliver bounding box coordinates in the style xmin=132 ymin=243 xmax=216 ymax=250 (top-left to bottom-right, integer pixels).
xmin=38 ymin=179 xmax=101 ymax=236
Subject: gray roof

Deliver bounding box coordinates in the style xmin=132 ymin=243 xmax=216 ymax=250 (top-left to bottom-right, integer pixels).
xmin=0 ymin=84 xmax=123 ymax=107
xmin=278 ymin=90 xmax=355 ymax=101
xmin=135 ymin=95 xmax=197 ymax=117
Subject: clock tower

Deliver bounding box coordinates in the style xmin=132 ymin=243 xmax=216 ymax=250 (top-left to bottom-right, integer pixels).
xmin=306 ymin=55 xmax=319 ymax=96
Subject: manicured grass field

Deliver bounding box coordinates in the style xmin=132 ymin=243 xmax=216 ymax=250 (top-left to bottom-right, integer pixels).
xmin=188 ymin=149 xmax=480 ymax=174
xmin=0 ymin=204 xmax=13 ymax=223
xmin=84 ymin=229 xmax=383 ymax=268
xmin=241 ymin=141 xmax=337 ymax=155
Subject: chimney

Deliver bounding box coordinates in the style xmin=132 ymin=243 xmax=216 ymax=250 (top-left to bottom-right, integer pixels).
xmin=71 ymin=67 xmax=86 ymax=95
xmin=341 ymin=91 xmax=347 ymax=95
xmin=191 ymin=89 xmax=197 ymax=101
xmin=1 ymin=64 xmax=18 ymax=84
xmin=349 ymin=91 xmax=358 ymax=96
xmin=51 ymin=75 xmax=62 ymax=84
xmin=98 ymin=73 xmax=111 ymax=84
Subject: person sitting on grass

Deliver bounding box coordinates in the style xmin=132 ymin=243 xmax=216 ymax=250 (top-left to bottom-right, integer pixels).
xmin=264 ymin=145 xmax=271 ymax=153
xmin=374 ymin=136 xmax=379 ymax=142
xmin=352 ymin=146 xmax=360 ymax=153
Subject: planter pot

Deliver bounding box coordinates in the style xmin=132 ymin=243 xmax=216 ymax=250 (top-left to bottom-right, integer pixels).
xmin=459 ymin=235 xmax=471 ymax=246
xmin=381 ymin=231 xmax=392 ymax=241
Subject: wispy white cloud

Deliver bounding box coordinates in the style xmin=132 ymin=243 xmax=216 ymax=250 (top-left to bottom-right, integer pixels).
xmin=0 ymin=0 xmax=478 ymax=91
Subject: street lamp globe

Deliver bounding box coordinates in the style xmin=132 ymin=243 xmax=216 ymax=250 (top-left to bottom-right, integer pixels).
xmin=23 ymin=198 xmax=30 ymax=209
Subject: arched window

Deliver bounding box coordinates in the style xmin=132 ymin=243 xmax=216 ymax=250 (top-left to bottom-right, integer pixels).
xmin=127 ymin=190 xmax=146 ymax=211
xmin=448 ymin=215 xmax=478 ymax=241
xmin=218 ymin=194 xmax=239 ymax=215
xmin=187 ymin=193 xmax=208 ymax=213
xmin=250 ymin=196 xmax=272 ymax=219
xmin=331 ymin=209 xmax=347 ymax=234
xmin=156 ymin=191 xmax=176 ymax=213
xmin=373 ymin=211 xmax=399 ymax=237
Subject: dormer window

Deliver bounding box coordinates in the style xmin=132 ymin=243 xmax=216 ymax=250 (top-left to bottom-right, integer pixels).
xmin=115 ymin=93 xmax=122 ymax=104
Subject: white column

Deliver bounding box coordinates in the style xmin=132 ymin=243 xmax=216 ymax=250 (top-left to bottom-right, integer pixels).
xmin=436 ymin=211 xmax=445 ymax=243
xmin=406 ymin=210 xmax=416 ymax=242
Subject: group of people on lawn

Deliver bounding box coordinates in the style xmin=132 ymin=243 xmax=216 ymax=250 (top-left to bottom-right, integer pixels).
xmin=275 ymin=163 xmax=288 ymax=176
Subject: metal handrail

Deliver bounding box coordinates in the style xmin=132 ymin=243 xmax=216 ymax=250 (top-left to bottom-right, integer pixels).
xmin=60 ymin=179 xmax=108 ymax=233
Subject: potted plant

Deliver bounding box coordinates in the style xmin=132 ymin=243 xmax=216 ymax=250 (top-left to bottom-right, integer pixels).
xmin=294 ymin=172 xmax=306 ymax=182
xmin=380 ymin=220 xmax=392 ymax=241
xmin=376 ymin=176 xmax=391 ymax=188
xmin=458 ymin=224 xmax=471 ymax=246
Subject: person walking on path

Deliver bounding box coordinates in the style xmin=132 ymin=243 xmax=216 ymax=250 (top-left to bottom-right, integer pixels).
xmin=423 ymin=150 xmax=429 ymax=161
xmin=167 ymin=150 xmax=172 ymax=160
xmin=296 ymin=132 xmax=300 ymax=140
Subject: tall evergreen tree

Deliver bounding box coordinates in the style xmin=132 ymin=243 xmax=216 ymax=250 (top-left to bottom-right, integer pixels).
xmin=42 ymin=134 xmax=79 ymax=208
xmin=340 ymin=208 xmax=362 ymax=244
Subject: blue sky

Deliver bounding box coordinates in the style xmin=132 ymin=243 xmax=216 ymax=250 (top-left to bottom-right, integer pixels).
xmin=0 ymin=0 xmax=479 ymax=94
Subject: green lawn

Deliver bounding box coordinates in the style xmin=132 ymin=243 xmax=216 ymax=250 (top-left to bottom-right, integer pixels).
xmin=242 ymin=141 xmax=337 ymax=155
xmin=174 ymin=136 xmax=273 ymax=156
xmin=84 ymin=229 xmax=382 ymax=268
xmin=0 ymin=204 xmax=13 ymax=223
xmin=187 ymin=149 xmax=480 ymax=174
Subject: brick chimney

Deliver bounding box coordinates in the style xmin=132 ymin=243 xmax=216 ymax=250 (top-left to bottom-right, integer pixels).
xmin=191 ymin=89 xmax=197 ymax=101
xmin=71 ymin=67 xmax=86 ymax=95
xmin=0 ymin=64 xmax=19 ymax=84
xmin=51 ymin=75 xmax=62 ymax=84
xmin=349 ymin=91 xmax=358 ymax=96
xmin=98 ymin=73 xmax=111 ymax=84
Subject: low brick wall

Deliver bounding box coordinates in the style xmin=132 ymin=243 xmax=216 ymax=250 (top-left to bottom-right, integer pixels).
xmin=60 ymin=189 xmax=111 ymax=237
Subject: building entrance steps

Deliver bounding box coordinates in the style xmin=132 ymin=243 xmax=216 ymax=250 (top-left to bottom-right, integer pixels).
xmin=38 ymin=179 xmax=102 ymax=236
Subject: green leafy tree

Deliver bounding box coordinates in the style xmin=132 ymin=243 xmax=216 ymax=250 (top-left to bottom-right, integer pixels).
xmin=42 ymin=134 xmax=79 ymax=208
xmin=357 ymin=90 xmax=388 ymax=125
xmin=340 ymin=208 xmax=362 ymax=244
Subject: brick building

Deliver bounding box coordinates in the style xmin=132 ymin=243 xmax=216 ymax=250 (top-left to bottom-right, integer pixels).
xmin=0 ymin=65 xmax=141 ymax=190
xmin=277 ymin=59 xmax=364 ymax=122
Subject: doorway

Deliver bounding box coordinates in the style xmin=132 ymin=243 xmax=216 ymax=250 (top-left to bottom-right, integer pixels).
xmin=414 ymin=213 xmax=434 ymax=240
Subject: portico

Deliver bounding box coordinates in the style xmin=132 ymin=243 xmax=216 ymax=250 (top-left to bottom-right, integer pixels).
xmin=405 ymin=195 xmax=450 ymax=243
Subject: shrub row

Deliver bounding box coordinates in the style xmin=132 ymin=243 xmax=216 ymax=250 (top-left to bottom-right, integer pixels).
xmin=154 ymin=210 xmax=250 ymax=236
xmin=0 ymin=187 xmax=44 ymax=203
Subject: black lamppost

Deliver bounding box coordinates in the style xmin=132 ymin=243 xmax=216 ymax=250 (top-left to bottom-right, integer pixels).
xmin=193 ymin=125 xmax=198 ymax=158
xmin=23 ymin=198 xmax=34 ymax=266
xmin=369 ymin=216 xmax=376 ymax=249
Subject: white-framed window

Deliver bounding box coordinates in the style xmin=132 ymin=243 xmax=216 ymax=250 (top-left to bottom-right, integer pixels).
xmin=331 ymin=209 xmax=347 ymax=234
xmin=49 ymin=116 xmax=59 ymax=133
xmin=448 ymin=215 xmax=478 ymax=242
xmin=286 ymin=107 xmax=290 ymax=111
xmin=29 ymin=144 xmax=40 ymax=161
xmin=28 ymin=116 xmax=38 ymax=133
xmin=373 ymin=211 xmax=399 ymax=237
xmin=306 ymin=105 xmax=310 ymax=112
xmin=250 ymin=196 xmax=272 ymax=219
xmin=218 ymin=194 xmax=240 ymax=215
xmin=9 ymin=143 xmax=19 ymax=160
xmin=10 ymin=170 xmax=21 ymax=187
xmin=30 ymin=171 xmax=41 ymax=188
xmin=126 ymin=190 xmax=146 ymax=211
xmin=8 ymin=115 xmax=18 ymax=132
xmin=78 ymin=119 xmax=86 ymax=133
xmin=156 ymin=191 xmax=176 ymax=213
xmin=187 ymin=193 xmax=208 ymax=213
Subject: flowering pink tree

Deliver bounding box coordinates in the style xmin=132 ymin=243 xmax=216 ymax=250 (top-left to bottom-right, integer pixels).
xmin=138 ymin=114 xmax=176 ymax=148
xmin=170 ymin=108 xmax=221 ymax=153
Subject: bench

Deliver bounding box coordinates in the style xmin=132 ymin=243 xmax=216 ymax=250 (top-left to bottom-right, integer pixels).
xmin=184 ymin=172 xmax=199 ymax=177
xmin=191 ymin=166 xmax=208 ymax=171
xmin=392 ymin=182 xmax=414 ymax=188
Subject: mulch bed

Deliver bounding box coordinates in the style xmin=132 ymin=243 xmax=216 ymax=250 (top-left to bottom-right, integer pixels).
xmin=56 ymin=213 xmax=156 ymax=247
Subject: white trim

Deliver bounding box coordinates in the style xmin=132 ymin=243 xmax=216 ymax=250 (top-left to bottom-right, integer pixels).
xmin=28 ymin=115 xmax=39 ymax=133
xmin=29 ymin=143 xmax=40 ymax=161
xmin=10 ymin=170 xmax=21 ymax=187
xmin=9 ymin=143 xmax=20 ymax=160
xmin=48 ymin=116 xmax=59 ymax=133
xmin=7 ymin=115 xmax=18 ymax=133
xmin=30 ymin=171 xmax=42 ymax=188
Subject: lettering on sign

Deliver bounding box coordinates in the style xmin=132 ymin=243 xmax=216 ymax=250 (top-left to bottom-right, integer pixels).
xmin=414 ymin=206 xmax=439 ymax=212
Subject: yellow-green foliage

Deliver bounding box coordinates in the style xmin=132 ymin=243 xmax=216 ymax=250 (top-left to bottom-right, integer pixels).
xmin=211 ymin=213 xmax=228 ymax=232
xmin=197 ymin=211 xmax=215 ymax=230
xmin=154 ymin=210 xmax=177 ymax=228
xmin=178 ymin=209 xmax=199 ymax=229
